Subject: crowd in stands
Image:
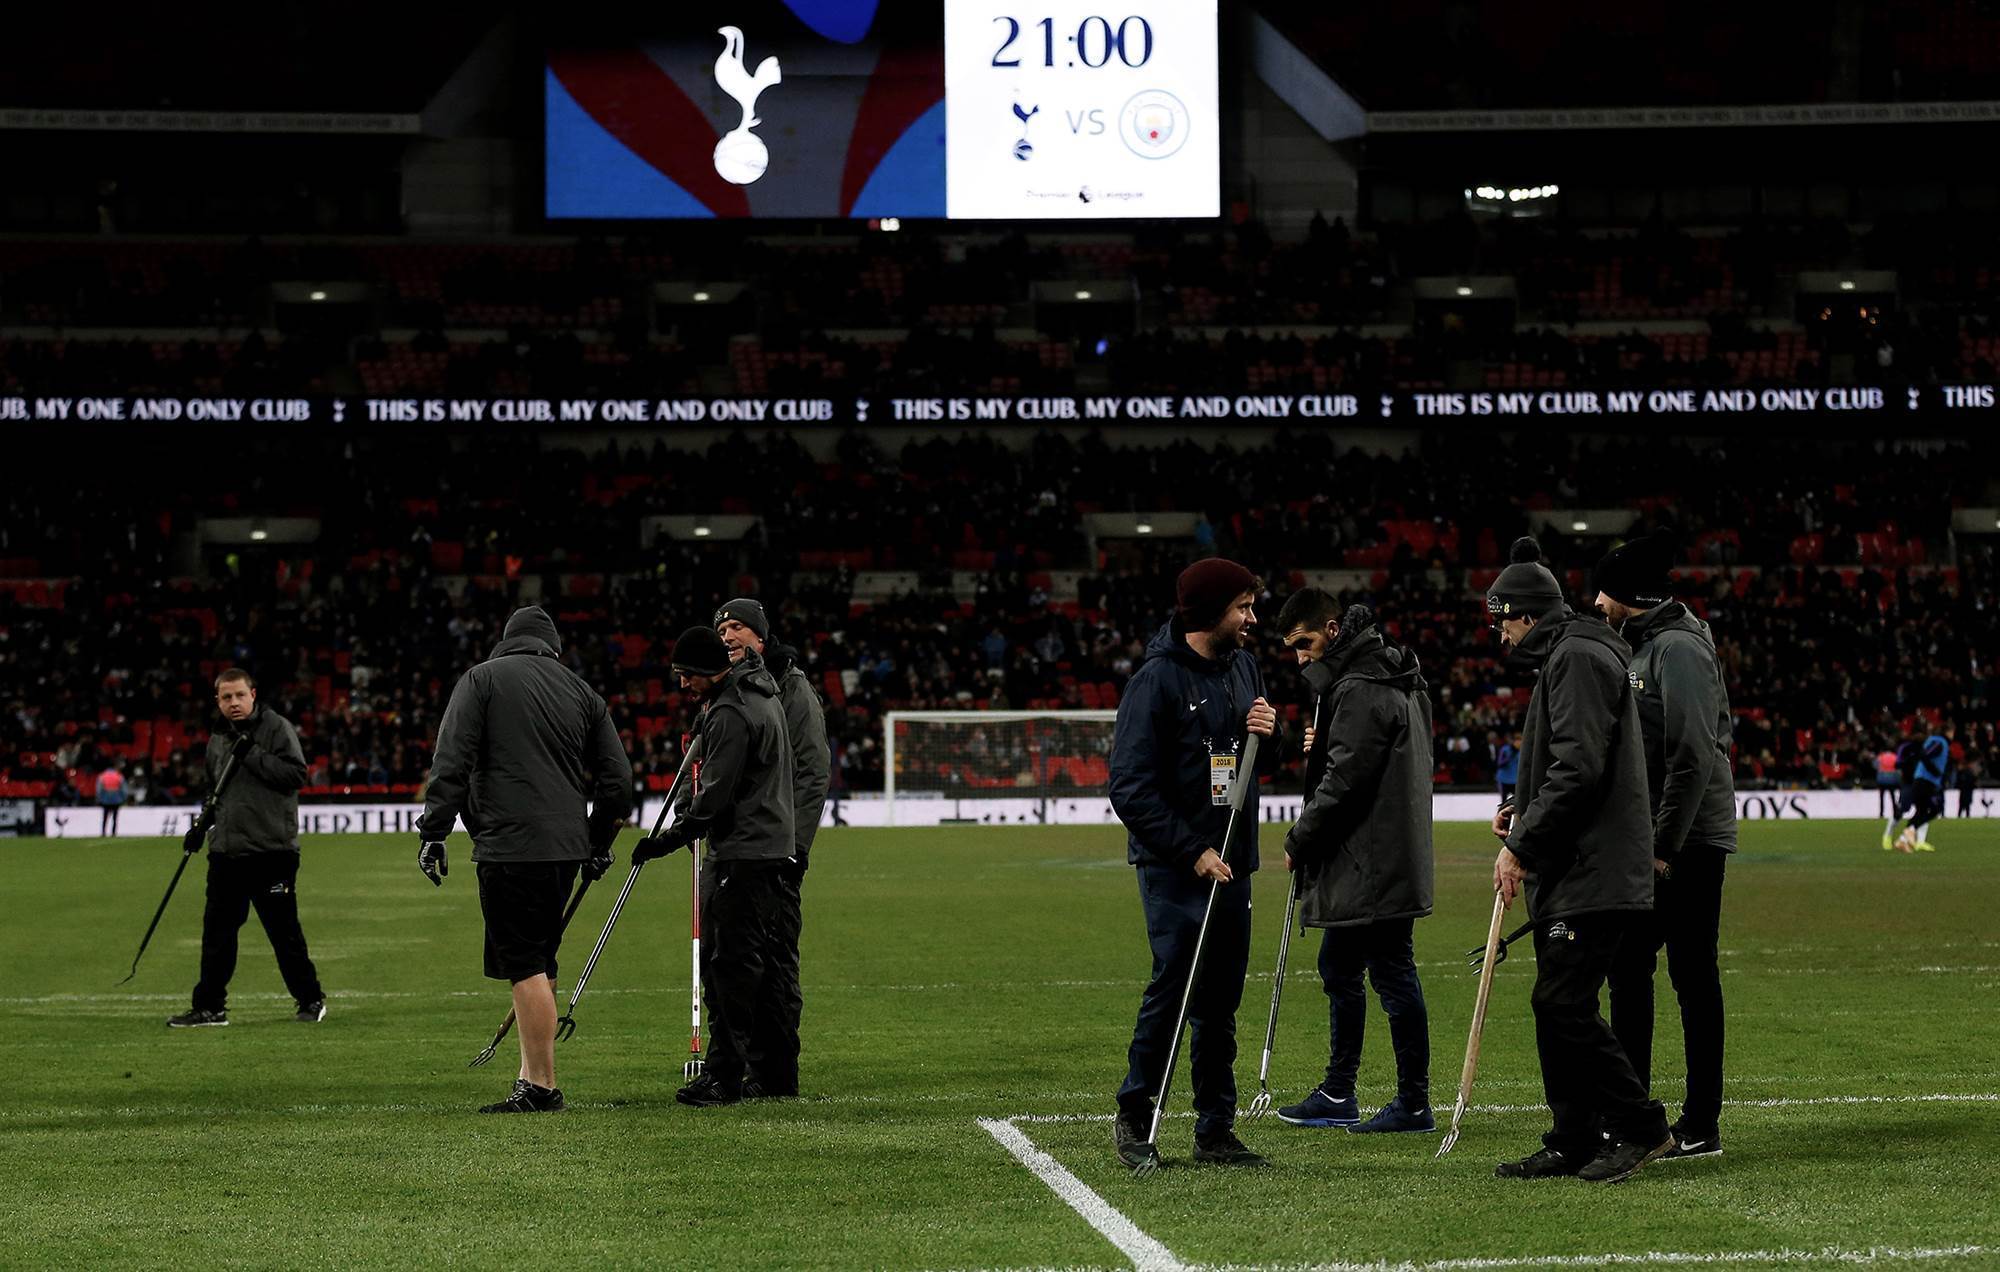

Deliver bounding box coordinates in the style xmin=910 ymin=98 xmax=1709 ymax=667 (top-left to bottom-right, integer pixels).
xmin=4 ymin=427 xmax=1994 ymax=809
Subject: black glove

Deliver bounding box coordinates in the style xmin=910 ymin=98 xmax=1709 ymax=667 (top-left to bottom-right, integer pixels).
xmin=632 ymin=825 xmax=694 ymax=864
xmin=583 ymin=849 xmax=613 ymax=882
xmin=418 ymin=839 xmax=448 ymax=886
xmin=182 ymin=825 xmax=206 ymax=855
xmin=229 ymin=733 xmax=254 ymax=762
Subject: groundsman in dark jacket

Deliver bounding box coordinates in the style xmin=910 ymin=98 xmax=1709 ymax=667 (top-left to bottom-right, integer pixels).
xmin=1273 ymin=595 xmax=1435 ymax=1134
xmin=172 ymin=667 xmax=324 ymax=1028
xmin=420 ymin=606 xmax=632 ymax=864
xmin=1594 ymin=529 xmax=1736 ymax=1155
xmin=1487 ymin=538 xmax=1670 ymax=1183
xmin=637 ymin=625 xmax=795 ymax=1106
xmin=714 ymin=597 xmax=829 ymax=1099
xmin=417 ymin=606 xmax=632 ymax=1115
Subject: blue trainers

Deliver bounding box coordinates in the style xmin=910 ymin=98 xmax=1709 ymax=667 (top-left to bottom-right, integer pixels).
xmin=1349 ymin=1095 xmax=1437 ymax=1134
xmin=1276 ymin=1086 xmax=1360 ymax=1127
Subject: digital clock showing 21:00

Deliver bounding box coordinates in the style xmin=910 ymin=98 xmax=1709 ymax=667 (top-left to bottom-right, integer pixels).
xmin=990 ymin=16 xmax=1156 ymax=69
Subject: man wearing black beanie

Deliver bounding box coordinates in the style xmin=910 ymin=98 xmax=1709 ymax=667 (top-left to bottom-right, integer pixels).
xmin=1594 ymin=529 xmax=1736 ymax=1162
xmin=714 ymin=596 xmax=829 ymax=1098
xmin=634 ymin=624 xmax=795 ymax=1107
xmin=1484 ymin=538 xmax=1672 ymax=1183
xmin=1108 ymin=557 xmax=1283 ymax=1169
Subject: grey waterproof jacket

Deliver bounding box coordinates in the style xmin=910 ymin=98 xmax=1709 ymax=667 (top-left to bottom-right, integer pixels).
xmin=204 ymin=705 xmax=307 ymax=855
xmin=679 ymin=655 xmax=795 ymax=862
xmin=1504 ymin=607 xmax=1655 ymax=922
xmin=769 ymin=644 xmax=830 ymax=860
xmin=420 ymin=607 xmax=632 ymax=863
xmin=1288 ymin=631 xmax=1436 ymax=929
xmin=1620 ymin=602 xmax=1737 ymax=856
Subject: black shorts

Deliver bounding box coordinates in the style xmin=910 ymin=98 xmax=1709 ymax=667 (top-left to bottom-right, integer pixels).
xmin=477 ymin=860 xmax=581 ymax=984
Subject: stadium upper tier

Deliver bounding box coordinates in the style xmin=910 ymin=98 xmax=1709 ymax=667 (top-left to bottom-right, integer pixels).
xmin=5 ymin=214 xmax=1999 ymax=398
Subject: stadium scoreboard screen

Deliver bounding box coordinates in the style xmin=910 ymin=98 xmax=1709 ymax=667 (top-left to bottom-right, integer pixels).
xmin=544 ymin=1 xmax=1218 ymax=220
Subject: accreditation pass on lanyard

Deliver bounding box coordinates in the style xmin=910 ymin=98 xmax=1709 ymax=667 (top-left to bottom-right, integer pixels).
xmin=1208 ymin=739 xmax=1241 ymax=806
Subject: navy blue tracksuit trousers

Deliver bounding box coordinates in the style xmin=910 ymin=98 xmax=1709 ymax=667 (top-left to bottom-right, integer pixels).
xmin=1117 ymin=863 xmax=1253 ymax=1138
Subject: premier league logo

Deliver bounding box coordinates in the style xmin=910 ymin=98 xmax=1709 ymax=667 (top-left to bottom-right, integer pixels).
xmin=1012 ymin=100 xmax=1040 ymax=161
xmin=1119 ymin=89 xmax=1190 ymax=159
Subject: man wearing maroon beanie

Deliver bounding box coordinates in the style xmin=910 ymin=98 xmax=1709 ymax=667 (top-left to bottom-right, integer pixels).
xmin=1108 ymin=556 xmax=1282 ymax=1169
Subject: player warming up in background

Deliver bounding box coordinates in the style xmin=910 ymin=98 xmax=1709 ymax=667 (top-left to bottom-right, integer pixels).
xmin=419 ymin=606 xmax=632 ymax=1113
xmin=1108 ymin=558 xmax=1282 ymax=1170
xmin=168 ymin=669 xmax=325 ymax=1029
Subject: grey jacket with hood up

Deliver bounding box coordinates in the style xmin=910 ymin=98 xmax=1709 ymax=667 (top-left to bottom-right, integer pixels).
xmin=420 ymin=607 xmax=632 ymax=863
xmin=1620 ymin=601 xmax=1737 ymax=856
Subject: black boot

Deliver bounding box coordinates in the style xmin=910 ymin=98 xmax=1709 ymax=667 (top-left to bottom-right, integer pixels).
xmin=479 ymin=1079 xmax=565 ymax=1113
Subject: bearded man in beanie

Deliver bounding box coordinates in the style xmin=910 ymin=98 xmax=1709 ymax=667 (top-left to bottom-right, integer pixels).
xmin=1594 ymin=529 xmax=1736 ymax=1161
xmin=714 ymin=597 xmax=829 ymax=1097
xmin=420 ymin=606 xmax=633 ymax=1113
xmin=635 ymin=625 xmax=795 ymax=1107
xmin=1108 ymin=557 xmax=1282 ymax=1169
xmin=1486 ymin=538 xmax=1672 ymax=1183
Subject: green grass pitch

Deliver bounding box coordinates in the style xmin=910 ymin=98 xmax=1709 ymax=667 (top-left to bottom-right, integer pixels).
xmin=1 ymin=820 xmax=1996 ymax=1269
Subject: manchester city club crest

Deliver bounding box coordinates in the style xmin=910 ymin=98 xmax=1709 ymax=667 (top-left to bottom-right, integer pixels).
xmin=1119 ymin=89 xmax=1190 ymax=159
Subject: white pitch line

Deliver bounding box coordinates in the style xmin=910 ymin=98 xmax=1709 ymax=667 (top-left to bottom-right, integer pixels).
xmin=1005 ymin=1091 xmax=2000 ymax=1125
xmin=983 ymin=1111 xmax=1993 ymax=1272
xmin=979 ymin=1117 xmax=1189 ymax=1272
xmin=1198 ymin=1243 xmax=1991 ymax=1270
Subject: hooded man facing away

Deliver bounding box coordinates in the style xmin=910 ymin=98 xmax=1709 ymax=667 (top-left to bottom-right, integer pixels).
xmin=419 ymin=606 xmax=633 ymax=1113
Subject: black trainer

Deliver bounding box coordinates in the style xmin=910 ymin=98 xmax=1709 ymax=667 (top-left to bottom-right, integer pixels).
xmin=1114 ymin=1112 xmax=1154 ymax=1169
xmin=295 ymin=999 xmax=326 ymax=1023
xmin=1192 ymin=1128 xmax=1270 ymax=1167
xmin=675 ymin=1074 xmax=742 ymax=1107
xmin=166 ymin=1008 xmax=228 ymax=1028
xmin=1495 ymin=1146 xmax=1587 ymax=1179
xmin=479 ymin=1079 xmax=565 ymax=1114
xmin=1578 ymin=1134 xmax=1675 ymax=1183
xmin=1660 ymin=1123 xmax=1723 ymax=1161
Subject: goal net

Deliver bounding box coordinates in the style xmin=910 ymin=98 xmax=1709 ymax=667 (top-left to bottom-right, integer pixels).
xmin=884 ymin=710 xmax=1118 ymax=824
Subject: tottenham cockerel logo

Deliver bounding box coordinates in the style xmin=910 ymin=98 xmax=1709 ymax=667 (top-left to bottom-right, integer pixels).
xmin=713 ymin=26 xmax=783 ymax=185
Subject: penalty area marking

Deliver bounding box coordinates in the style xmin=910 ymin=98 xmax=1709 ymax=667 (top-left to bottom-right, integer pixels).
xmin=979 ymin=1097 xmax=1999 ymax=1271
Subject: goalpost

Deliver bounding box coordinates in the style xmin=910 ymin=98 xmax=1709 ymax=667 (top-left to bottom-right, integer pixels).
xmin=884 ymin=710 xmax=1119 ymax=826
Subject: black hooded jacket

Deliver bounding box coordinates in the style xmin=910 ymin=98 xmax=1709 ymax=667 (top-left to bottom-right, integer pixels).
xmin=1108 ymin=616 xmax=1282 ymax=874
xmin=677 ymin=653 xmax=796 ymax=862
xmin=1504 ymin=606 xmax=1655 ymax=922
xmin=1286 ymin=629 xmax=1435 ymax=928
xmin=420 ymin=607 xmax=632 ymax=863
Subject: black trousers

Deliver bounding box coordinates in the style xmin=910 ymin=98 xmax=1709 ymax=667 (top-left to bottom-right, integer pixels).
xmin=699 ymin=858 xmax=788 ymax=1090
xmin=1608 ymin=846 xmax=1728 ymax=1135
xmin=1530 ymin=911 xmax=1667 ymax=1157
xmin=193 ymin=851 xmax=323 ymax=1013
xmin=1958 ymin=786 xmax=1974 ymax=817
xmin=1316 ymin=917 xmax=1430 ymax=1104
xmin=746 ymin=864 xmax=805 ymax=1095
xmin=1116 ymin=863 xmax=1252 ymax=1138
xmin=100 ymin=805 xmax=120 ymax=834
